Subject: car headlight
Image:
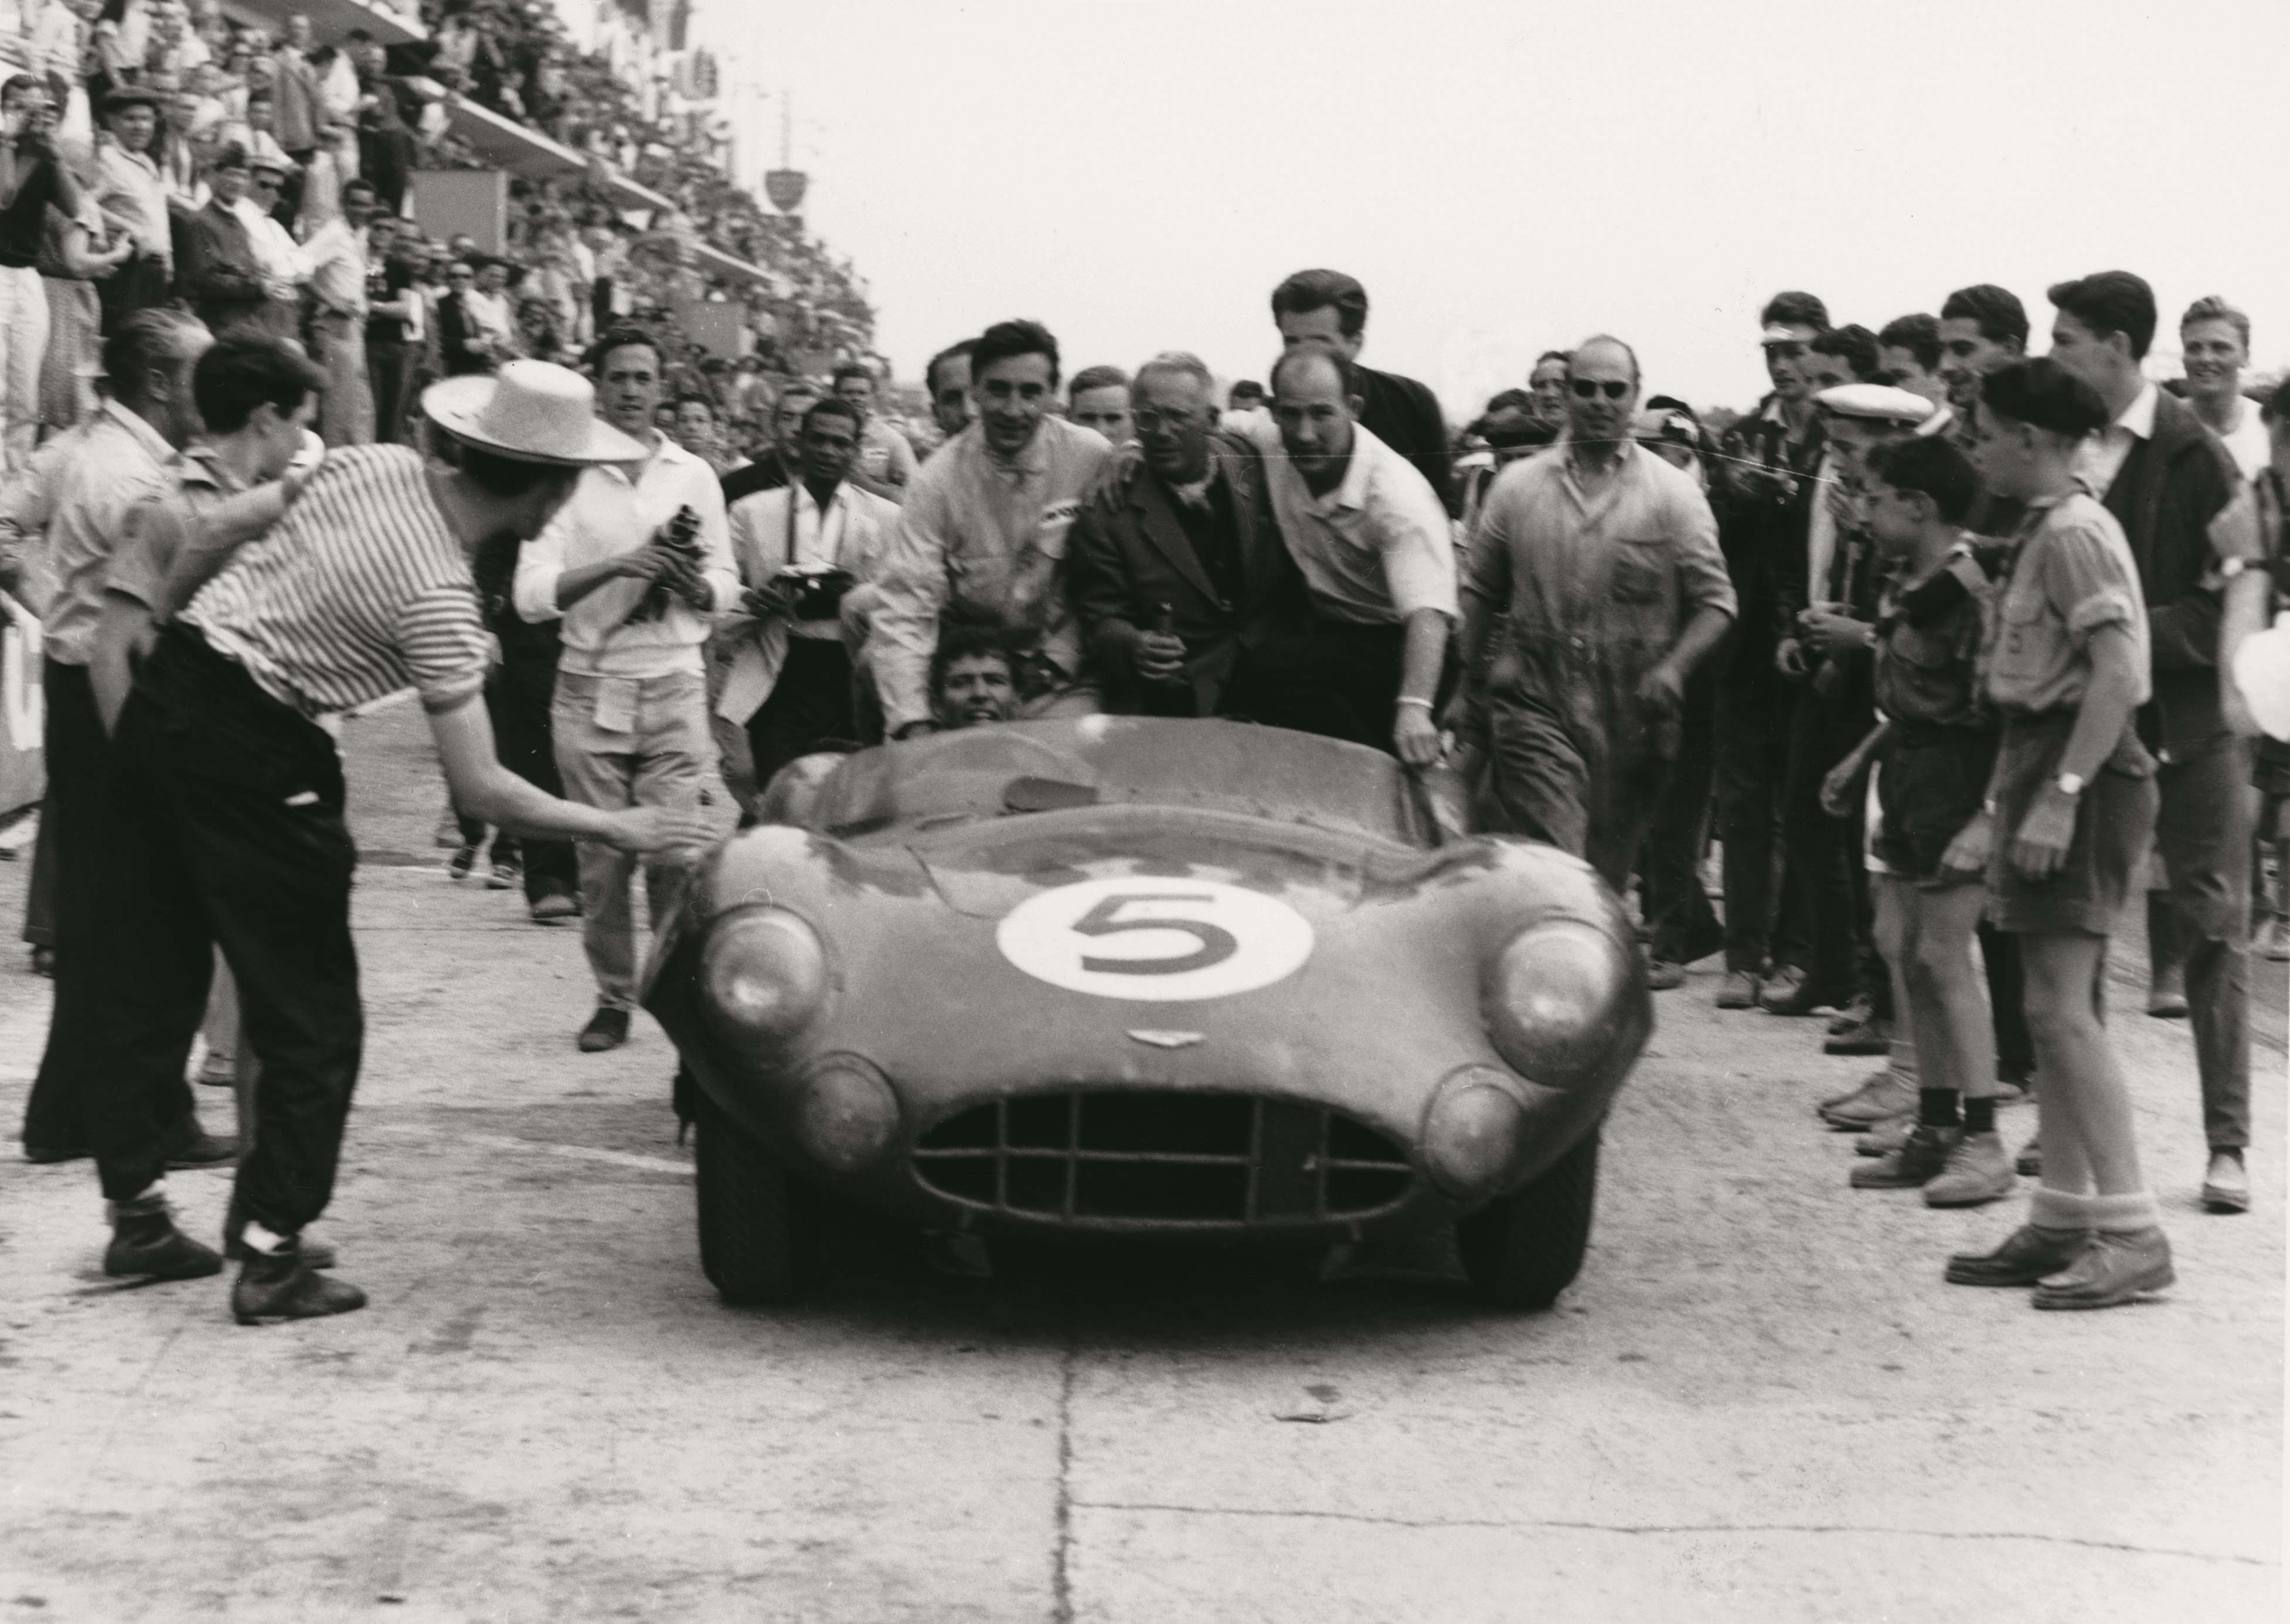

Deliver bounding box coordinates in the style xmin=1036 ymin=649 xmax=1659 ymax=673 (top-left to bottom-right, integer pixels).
xmin=797 ymin=1056 xmax=900 ymax=1173
xmin=701 ymin=907 xmax=828 ymax=1047
xmin=1421 ymin=1066 xmax=1525 ymax=1199
xmin=1483 ymin=918 xmax=1626 ymax=1082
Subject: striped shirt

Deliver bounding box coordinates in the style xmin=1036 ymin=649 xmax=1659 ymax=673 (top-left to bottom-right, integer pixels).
xmin=181 ymin=445 xmax=492 ymax=717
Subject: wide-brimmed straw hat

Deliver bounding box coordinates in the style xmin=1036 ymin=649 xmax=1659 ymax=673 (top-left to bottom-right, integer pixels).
xmin=422 ymin=360 xmax=646 ymax=466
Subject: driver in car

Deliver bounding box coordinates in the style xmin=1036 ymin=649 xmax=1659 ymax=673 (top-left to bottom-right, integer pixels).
xmin=931 ymin=623 xmax=1019 ymax=730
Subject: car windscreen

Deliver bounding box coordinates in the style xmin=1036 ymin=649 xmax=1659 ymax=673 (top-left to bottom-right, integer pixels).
xmin=811 ymin=717 xmax=1428 ymax=846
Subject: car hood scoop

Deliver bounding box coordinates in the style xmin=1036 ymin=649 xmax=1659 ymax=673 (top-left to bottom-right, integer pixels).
xmin=912 ymin=811 xmax=1379 ymax=920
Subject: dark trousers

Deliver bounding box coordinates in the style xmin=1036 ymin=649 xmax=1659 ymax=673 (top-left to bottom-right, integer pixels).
xmin=1226 ymin=622 xmax=1407 ymax=755
xmin=1640 ymin=668 xmax=1723 ymax=963
xmin=21 ymin=662 xmax=194 ymax=1152
xmin=1778 ymin=683 xmax=1868 ymax=1002
xmin=2149 ymin=734 xmax=2254 ymax=1149
xmin=1714 ymin=667 xmax=1806 ymax=973
xmin=746 ymin=638 xmax=855 ymax=789
xmin=85 ymin=629 xmax=360 ymax=1230
xmin=96 ymin=252 xmax=170 ymax=335
xmin=21 ymin=799 xmax=53 ymax=947
xmin=482 ymin=641 xmax=574 ymax=901
xmin=368 ymin=339 xmax=413 ymax=445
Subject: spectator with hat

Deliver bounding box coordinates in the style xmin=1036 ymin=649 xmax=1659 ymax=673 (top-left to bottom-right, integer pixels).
xmin=90 ymin=83 xmax=171 ymax=330
xmin=77 ymin=358 xmax=715 ymax=1321
xmin=174 ymin=139 xmax=264 ymax=335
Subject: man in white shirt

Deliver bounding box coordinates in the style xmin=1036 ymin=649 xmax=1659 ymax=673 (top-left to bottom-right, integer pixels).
xmin=91 ymin=87 xmax=172 ymax=329
xmin=1231 ymin=342 xmax=1455 ymax=764
xmin=302 ymin=175 xmax=375 ymax=445
xmin=513 ymin=327 xmax=736 ymax=1053
xmin=2177 ymin=297 xmax=2269 ymax=481
xmin=718 ymin=395 xmax=898 ymax=796
xmin=237 ymin=139 xmax=309 ymax=343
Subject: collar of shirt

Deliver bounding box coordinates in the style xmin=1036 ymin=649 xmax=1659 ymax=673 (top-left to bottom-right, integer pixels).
xmin=1168 ymin=464 xmax=1221 ymax=512
xmin=2115 ymin=380 xmax=2159 ymax=442
xmin=981 ymin=423 xmax=1050 ymax=485
xmin=175 ymin=442 xmax=247 ymax=495
xmin=598 ymin=432 xmax=700 ymax=487
xmin=100 ymin=396 xmax=176 ymax=467
xmin=1301 ymin=430 xmax=1376 ymax=515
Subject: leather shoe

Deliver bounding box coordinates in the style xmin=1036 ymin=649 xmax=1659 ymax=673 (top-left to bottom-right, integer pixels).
xmin=1855 ymin=1113 xmax=1915 ymax=1156
xmin=2032 ymin=1227 xmax=2173 ymax=1309
xmin=162 ymin=1116 xmax=239 ymax=1169
xmin=1945 ymin=1224 xmax=2089 ymax=1286
xmin=2201 ymin=1150 xmax=2250 ymax=1215
xmin=1826 ymin=995 xmax=1874 ymax=1037
xmin=105 ymin=1194 xmax=224 ymax=1280
xmin=1644 ymin=956 xmax=1685 ymax=991
xmin=1821 ymin=1070 xmax=1917 ymax=1131
xmin=232 ymin=1240 xmax=366 ymax=1325
xmin=22 ymin=1140 xmax=89 ymax=1164
xmin=577 ymin=1006 xmax=630 ymax=1053
xmin=1822 ymin=1014 xmax=1890 ymax=1056
xmin=1715 ymin=969 xmax=1761 ymax=1009
xmin=529 ymin=890 xmax=580 ymax=923
xmin=1760 ymin=965 xmax=1849 ymax=1017
xmin=2015 ymin=1135 xmax=2042 ymax=1177
xmin=1922 ymin=1130 xmax=2016 ymax=1207
xmin=2145 ymin=972 xmax=2187 ymax=1019
xmin=1851 ymin=1123 xmax=1958 ymax=1189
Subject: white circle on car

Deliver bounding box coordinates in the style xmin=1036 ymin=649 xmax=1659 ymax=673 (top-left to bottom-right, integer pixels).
xmin=996 ymin=877 xmax=1314 ymax=1002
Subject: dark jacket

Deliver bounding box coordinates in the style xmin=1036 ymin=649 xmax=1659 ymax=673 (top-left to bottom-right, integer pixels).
xmin=1711 ymin=392 xmax=1825 ymax=681
xmin=2105 ymin=387 xmax=2241 ymax=753
xmin=1069 ymin=437 xmax=1309 ymax=716
xmin=437 ymin=291 xmax=491 ymax=376
xmin=176 ymin=199 xmax=265 ymax=329
xmin=1357 ymin=365 xmax=1460 ymax=519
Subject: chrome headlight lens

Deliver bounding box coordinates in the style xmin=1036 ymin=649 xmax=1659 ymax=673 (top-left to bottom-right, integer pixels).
xmin=701 ymin=907 xmax=828 ymax=1047
xmin=796 ymin=1056 xmax=900 ymax=1173
xmin=1483 ymin=918 xmax=1627 ymax=1082
xmin=1421 ymin=1066 xmax=1525 ymax=1199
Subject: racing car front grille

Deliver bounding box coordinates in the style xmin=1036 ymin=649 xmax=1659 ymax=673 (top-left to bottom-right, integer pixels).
xmin=910 ymin=1091 xmax=1414 ymax=1225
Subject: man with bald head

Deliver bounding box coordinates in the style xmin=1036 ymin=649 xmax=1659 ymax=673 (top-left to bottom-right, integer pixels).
xmin=1231 ymin=342 xmax=1455 ymax=762
xmin=1451 ymin=335 xmax=1735 ymax=908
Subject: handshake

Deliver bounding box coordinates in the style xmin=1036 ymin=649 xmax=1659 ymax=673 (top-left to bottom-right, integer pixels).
xmin=615 ymin=506 xmax=709 ymax=625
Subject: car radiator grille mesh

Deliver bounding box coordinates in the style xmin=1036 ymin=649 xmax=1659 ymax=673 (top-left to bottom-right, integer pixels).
xmin=910 ymin=1090 xmax=1414 ymax=1225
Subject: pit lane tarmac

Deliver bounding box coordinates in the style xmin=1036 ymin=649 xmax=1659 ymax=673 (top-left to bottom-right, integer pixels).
xmin=0 ymin=703 xmax=2278 ymax=1623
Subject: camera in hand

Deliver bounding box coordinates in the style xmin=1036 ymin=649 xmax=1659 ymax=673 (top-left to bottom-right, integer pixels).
xmin=627 ymin=505 xmax=704 ymax=624
xmin=777 ymin=564 xmax=855 ymax=622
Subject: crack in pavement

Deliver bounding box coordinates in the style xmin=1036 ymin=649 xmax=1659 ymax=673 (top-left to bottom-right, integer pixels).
xmin=1066 ymin=1500 xmax=2272 ymax=1566
xmin=1050 ymin=1333 xmax=1078 ymax=1624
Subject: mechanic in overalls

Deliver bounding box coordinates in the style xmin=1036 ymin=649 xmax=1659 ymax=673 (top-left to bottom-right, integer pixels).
xmin=1448 ymin=335 xmax=1735 ymax=894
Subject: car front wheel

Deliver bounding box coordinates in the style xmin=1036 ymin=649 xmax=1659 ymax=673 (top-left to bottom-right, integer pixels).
xmin=1455 ymin=1126 xmax=1600 ymax=1310
xmin=693 ymin=1088 xmax=818 ymax=1305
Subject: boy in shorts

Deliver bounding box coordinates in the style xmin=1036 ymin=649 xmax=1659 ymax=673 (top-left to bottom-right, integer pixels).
xmin=1942 ymin=359 xmax=2167 ymax=1309
xmin=1821 ymin=436 xmax=2013 ymax=1206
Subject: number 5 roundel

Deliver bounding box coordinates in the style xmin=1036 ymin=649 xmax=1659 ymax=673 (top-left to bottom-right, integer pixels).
xmin=996 ymin=877 xmax=1315 ymax=1002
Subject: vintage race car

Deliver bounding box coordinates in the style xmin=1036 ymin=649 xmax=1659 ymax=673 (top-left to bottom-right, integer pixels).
xmin=643 ymin=717 xmax=1651 ymax=1309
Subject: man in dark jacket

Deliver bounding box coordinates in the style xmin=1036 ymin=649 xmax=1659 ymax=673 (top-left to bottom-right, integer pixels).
xmin=2047 ymin=270 xmax=2251 ymax=1213
xmin=1709 ymin=290 xmax=1829 ymax=1009
xmin=1268 ymin=268 xmax=1459 ymax=517
xmin=1069 ymin=352 xmax=1308 ymax=717
xmin=174 ymin=146 xmax=267 ymax=337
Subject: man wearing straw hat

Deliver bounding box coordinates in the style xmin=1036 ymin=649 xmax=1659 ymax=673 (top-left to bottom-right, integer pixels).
xmin=77 ymin=360 xmax=718 ymax=1324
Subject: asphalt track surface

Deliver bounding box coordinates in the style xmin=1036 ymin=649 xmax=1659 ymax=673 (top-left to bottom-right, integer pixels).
xmin=1 ymin=702 xmax=2281 ymax=1623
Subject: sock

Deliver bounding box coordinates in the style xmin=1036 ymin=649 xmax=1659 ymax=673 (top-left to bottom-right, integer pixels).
xmin=241 ymin=1218 xmax=290 ymax=1256
xmin=2028 ymin=1187 xmax=2095 ymax=1233
xmin=1918 ymin=1088 xmax=1961 ymax=1128
xmin=2085 ymin=1190 xmax=2161 ymax=1234
xmin=1962 ymin=1097 xmax=1997 ymax=1135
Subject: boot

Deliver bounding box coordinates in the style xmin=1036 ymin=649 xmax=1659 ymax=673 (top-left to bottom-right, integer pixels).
xmin=105 ymin=1193 xmax=224 ymax=1280
xmin=232 ymin=1238 xmax=366 ymax=1326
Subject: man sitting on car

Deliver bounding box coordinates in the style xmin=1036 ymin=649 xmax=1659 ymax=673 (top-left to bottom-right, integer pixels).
xmin=930 ymin=623 xmax=1019 ymax=730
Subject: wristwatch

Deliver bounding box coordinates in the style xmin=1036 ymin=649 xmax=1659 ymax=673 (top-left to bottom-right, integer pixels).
xmin=2054 ymin=772 xmax=2085 ymax=797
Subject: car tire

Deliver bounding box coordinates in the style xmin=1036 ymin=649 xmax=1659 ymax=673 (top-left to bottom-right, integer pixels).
xmin=693 ymin=1089 xmax=817 ymax=1305
xmin=1455 ymin=1126 xmax=1600 ymax=1310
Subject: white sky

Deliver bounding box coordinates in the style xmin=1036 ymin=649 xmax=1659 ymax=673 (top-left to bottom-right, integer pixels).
xmin=706 ymin=0 xmax=2290 ymax=419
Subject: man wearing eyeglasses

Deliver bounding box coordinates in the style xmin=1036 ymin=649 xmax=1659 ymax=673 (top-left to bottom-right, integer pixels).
xmin=1710 ymin=290 xmax=1830 ymax=1010
xmin=1450 ymin=336 xmax=1734 ymax=907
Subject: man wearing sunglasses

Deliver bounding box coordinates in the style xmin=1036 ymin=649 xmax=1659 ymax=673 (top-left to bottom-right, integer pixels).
xmin=1710 ymin=290 xmax=1830 ymax=1011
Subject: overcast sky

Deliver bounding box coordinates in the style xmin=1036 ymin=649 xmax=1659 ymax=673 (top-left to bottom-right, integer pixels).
xmin=708 ymin=0 xmax=2289 ymax=418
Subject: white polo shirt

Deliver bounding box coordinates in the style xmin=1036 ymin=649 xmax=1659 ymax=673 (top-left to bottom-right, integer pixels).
xmin=1241 ymin=415 xmax=1457 ymax=625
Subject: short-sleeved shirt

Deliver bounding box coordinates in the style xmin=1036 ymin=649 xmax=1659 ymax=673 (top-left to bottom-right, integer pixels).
xmin=1872 ymin=543 xmax=1991 ymax=731
xmin=42 ymin=399 xmax=179 ymax=664
xmin=181 ymin=445 xmax=493 ymax=717
xmin=856 ymin=418 xmax=918 ymax=488
xmin=104 ymin=443 xmax=251 ymax=612
xmin=1241 ymin=416 xmax=1458 ymax=627
xmin=1982 ymin=488 xmax=2152 ymax=718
